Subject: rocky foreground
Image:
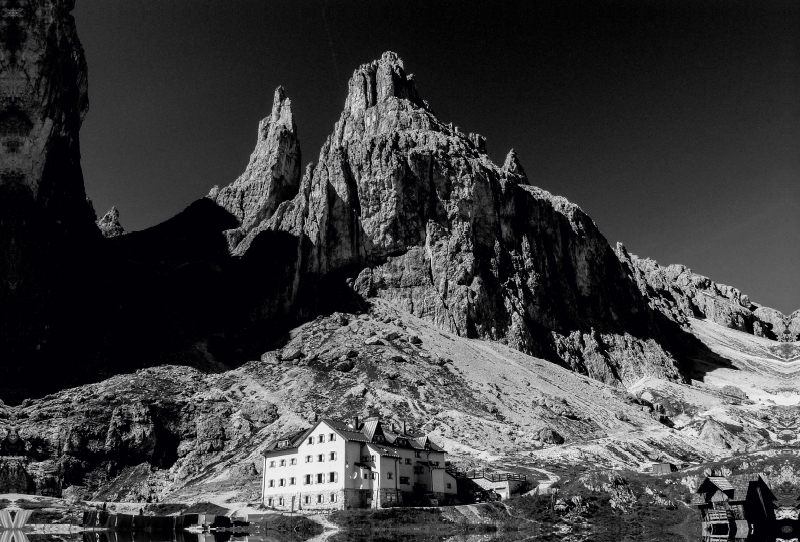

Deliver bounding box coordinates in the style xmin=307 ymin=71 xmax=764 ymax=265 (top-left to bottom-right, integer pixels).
xmin=1 ymin=299 xmax=794 ymax=502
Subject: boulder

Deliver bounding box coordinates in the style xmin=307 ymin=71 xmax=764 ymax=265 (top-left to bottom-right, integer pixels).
xmin=538 ymin=428 xmax=564 ymax=445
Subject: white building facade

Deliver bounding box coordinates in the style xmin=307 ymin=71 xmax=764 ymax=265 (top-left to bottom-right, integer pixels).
xmin=261 ymin=417 xmax=457 ymax=510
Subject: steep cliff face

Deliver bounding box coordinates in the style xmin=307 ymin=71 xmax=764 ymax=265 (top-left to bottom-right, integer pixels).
xmin=221 ymin=52 xmax=683 ymax=386
xmin=0 ymin=0 xmax=108 ymax=401
xmin=0 ymin=0 xmax=93 ymax=226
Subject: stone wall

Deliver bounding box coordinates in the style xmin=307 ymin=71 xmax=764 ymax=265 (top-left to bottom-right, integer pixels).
xmin=264 ymin=488 xmax=368 ymax=510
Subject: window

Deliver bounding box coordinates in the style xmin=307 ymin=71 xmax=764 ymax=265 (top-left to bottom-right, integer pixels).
xmin=278 ymin=439 xmax=289 ymax=448
xmin=318 ymin=454 xmax=324 ymax=462
xmin=291 ymin=458 xmax=297 ymax=465
xmin=362 ymin=455 xmax=375 ymax=462
xmin=304 ymin=474 xmax=311 ymax=485
xmin=414 ymin=451 xmax=421 ymax=458
xmin=317 ymin=494 xmax=323 ymax=503
xmin=269 ymin=461 xmax=275 ymax=468
xmin=268 ymin=480 xmax=275 ymax=488
xmin=279 ymin=459 xmax=286 ymax=467
xmin=396 ymin=438 xmax=407 ymax=446
xmin=447 ymin=483 xmax=452 ymax=489
xmin=330 ymin=493 xmax=337 ymax=502
xmin=304 ymin=495 xmax=310 ymax=504
xmin=387 ymin=472 xmax=393 ymax=480
xmin=278 ymin=497 xmax=284 ymax=506
xmin=405 ymin=458 xmax=411 ymax=465
xmin=290 ymin=477 xmax=296 ymax=485
xmin=375 ymin=435 xmax=385 ymax=442
xmin=329 ymin=433 xmax=336 ymax=441
xmin=413 ymin=466 xmax=423 ymax=474
xmin=279 ymin=479 xmax=286 ymax=487
xmin=318 ymin=434 xmax=325 ymax=443
xmin=308 ymin=437 xmax=313 ymax=445
xmin=267 ymin=498 xmax=273 ymax=507
xmin=317 ymin=473 xmax=324 ymax=483
xmin=328 ymin=472 xmax=338 ymax=483
xmin=400 ymin=476 xmax=409 ymax=485
xmin=371 ymin=473 xmax=376 ymax=479
xmin=306 ymin=455 xmax=312 ymax=463
xmin=329 ymin=451 xmax=337 ymax=461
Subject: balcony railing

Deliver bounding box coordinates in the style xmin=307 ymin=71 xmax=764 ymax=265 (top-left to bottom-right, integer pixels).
xmin=445 ymin=468 xmax=527 ymax=482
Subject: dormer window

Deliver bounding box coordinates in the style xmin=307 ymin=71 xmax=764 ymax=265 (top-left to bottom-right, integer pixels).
xmin=277 ymin=439 xmax=290 ymax=449
xmin=375 ymin=435 xmax=385 ymax=443
xmin=396 ymin=438 xmax=407 ymax=446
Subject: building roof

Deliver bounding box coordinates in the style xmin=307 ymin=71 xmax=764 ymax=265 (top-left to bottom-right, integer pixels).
xmin=262 ymin=417 xmax=447 ymax=455
xmin=707 ymin=477 xmax=735 ymax=492
xmin=694 ymin=474 xmax=775 ymax=504
xmin=261 ymin=428 xmax=310 ymax=455
xmin=366 ymin=443 xmax=401 ymax=458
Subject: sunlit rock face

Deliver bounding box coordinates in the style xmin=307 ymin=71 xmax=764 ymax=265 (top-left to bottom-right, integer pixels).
xmin=208 ymin=86 xmax=302 ymax=253
xmin=0 ymin=0 xmax=94 ymax=231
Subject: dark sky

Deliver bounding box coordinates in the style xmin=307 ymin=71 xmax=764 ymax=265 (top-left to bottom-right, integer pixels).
xmin=72 ymin=1 xmax=799 ymax=313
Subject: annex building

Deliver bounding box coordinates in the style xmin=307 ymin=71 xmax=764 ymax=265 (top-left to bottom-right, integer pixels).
xmin=260 ymin=417 xmax=457 ymax=510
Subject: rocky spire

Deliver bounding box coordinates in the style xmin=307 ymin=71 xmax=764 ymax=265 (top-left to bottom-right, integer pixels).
xmin=344 ymin=51 xmax=426 ymax=116
xmin=209 ymin=86 xmax=302 ymax=252
xmin=96 ymin=207 xmax=126 ymax=238
xmin=502 ymin=149 xmax=528 ymax=184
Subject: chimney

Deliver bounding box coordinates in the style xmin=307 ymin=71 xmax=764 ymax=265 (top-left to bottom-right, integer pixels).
xmin=352 ymin=416 xmax=359 ymax=429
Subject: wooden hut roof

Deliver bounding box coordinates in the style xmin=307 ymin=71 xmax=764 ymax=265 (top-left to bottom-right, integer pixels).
xmin=707 ymin=477 xmax=734 ymax=491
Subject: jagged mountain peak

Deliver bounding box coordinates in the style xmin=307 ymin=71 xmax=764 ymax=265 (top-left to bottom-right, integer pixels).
xmin=344 ymin=51 xmax=426 ymax=116
xmin=96 ymin=206 xmax=126 ymax=238
xmin=265 ymin=85 xmax=295 ymax=135
xmin=502 ymin=148 xmax=528 ymax=184
xmin=207 ymin=85 xmax=302 ymax=252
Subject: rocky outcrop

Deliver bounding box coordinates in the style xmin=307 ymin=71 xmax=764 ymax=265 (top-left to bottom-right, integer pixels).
xmin=618 ymin=244 xmax=799 ymax=341
xmin=96 ymin=207 xmax=126 ymax=238
xmin=502 ymin=149 xmax=528 ymax=184
xmin=208 ymin=86 xmax=301 ymax=253
xmin=224 ymin=52 xmax=684 ymax=386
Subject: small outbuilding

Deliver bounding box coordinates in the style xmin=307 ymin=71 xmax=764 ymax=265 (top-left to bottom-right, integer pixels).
xmin=651 ymin=462 xmax=678 ymax=475
xmin=692 ymin=474 xmax=776 ymax=541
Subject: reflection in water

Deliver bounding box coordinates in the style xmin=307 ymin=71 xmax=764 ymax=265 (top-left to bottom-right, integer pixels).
xmin=6 ymin=529 xmax=704 ymax=542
